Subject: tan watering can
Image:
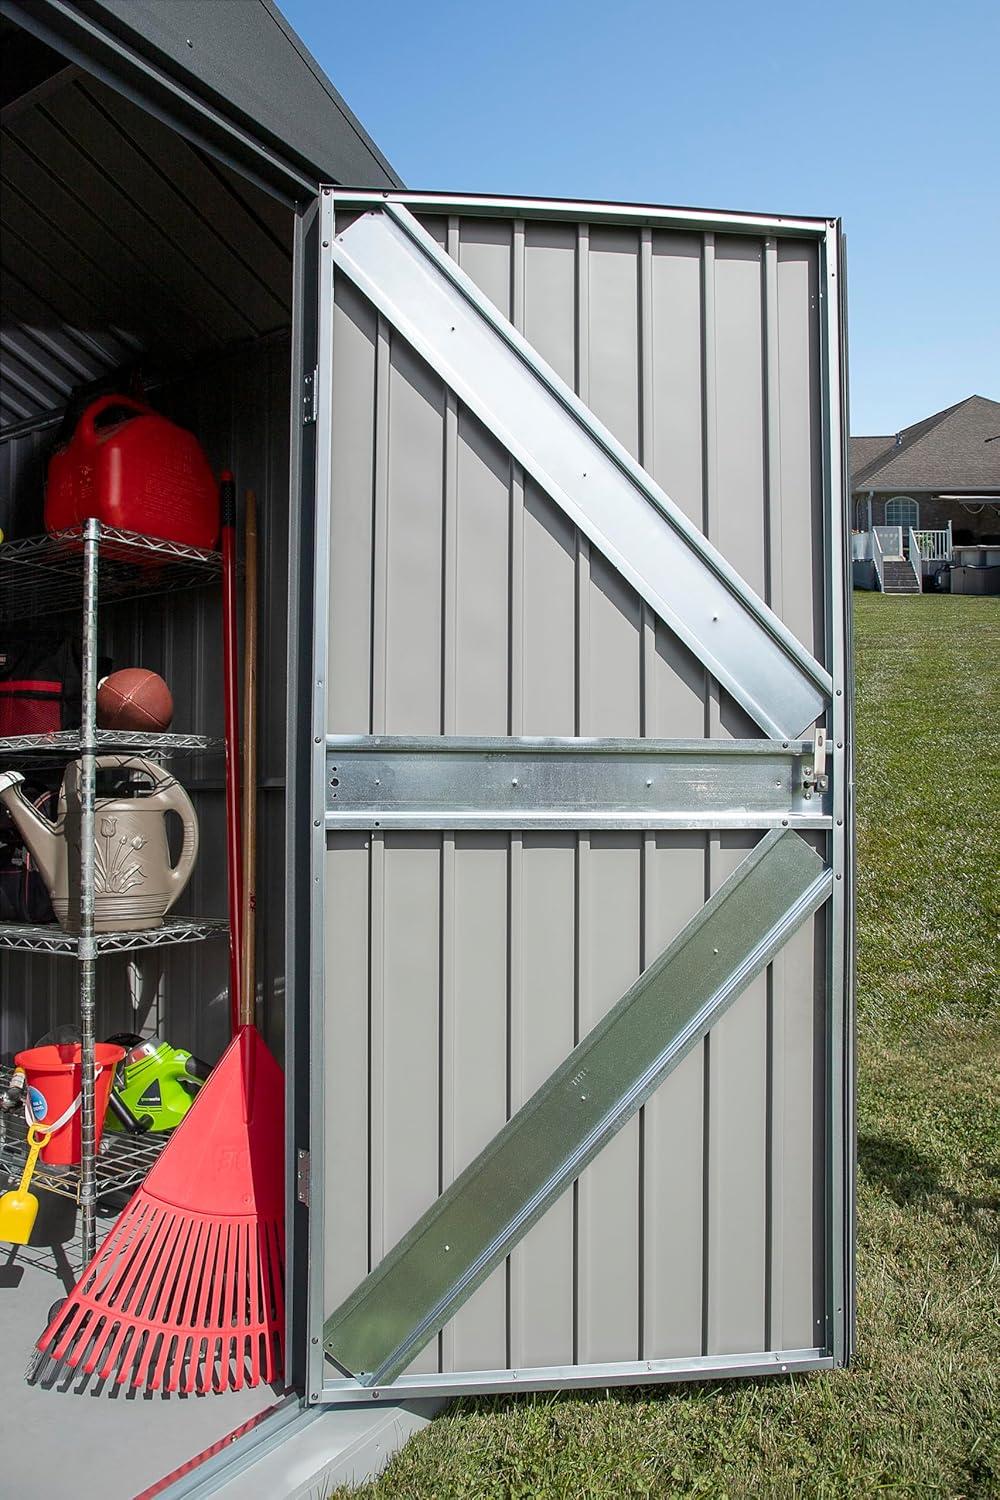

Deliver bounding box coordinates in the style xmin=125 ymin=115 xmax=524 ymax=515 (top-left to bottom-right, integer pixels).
xmin=0 ymin=756 xmax=198 ymax=932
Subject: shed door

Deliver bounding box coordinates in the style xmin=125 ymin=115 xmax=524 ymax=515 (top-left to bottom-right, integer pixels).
xmin=308 ymin=194 xmax=848 ymax=1395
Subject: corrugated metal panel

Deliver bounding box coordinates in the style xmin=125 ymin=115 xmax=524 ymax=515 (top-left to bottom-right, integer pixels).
xmin=5 ymin=0 xmax=402 ymax=197
xmin=0 ymin=70 xmax=293 ymax=430
xmin=0 ymin=336 xmax=290 ymax=1066
xmin=320 ymin=205 xmax=831 ymax=1379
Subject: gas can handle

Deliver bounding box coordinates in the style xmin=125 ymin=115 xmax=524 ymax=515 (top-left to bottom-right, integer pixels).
xmin=79 ymin=394 xmax=151 ymax=446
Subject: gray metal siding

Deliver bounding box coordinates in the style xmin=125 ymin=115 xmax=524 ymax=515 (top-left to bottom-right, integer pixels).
xmin=320 ymin=207 xmax=831 ymax=1377
xmin=0 ymin=336 xmax=291 ymax=1065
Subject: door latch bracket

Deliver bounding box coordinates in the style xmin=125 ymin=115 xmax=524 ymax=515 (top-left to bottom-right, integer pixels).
xmin=802 ymin=728 xmax=829 ymax=799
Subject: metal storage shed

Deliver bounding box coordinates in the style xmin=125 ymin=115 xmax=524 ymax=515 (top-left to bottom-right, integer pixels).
xmin=0 ymin=3 xmax=855 ymax=1496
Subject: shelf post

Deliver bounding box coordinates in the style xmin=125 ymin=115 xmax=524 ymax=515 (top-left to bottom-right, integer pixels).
xmin=79 ymin=518 xmax=100 ymax=1265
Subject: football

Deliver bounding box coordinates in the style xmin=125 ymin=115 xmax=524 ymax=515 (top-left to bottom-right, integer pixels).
xmin=96 ymin=668 xmax=174 ymax=732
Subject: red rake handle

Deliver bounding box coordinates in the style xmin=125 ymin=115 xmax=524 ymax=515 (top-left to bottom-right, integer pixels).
xmin=221 ymin=472 xmax=243 ymax=1037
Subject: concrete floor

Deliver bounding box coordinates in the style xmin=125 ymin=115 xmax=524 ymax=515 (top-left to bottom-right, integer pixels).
xmin=0 ymin=1190 xmax=281 ymax=1500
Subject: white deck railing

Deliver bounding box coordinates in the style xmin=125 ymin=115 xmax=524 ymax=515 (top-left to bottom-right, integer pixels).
xmin=907 ymin=529 xmax=924 ymax=592
xmin=911 ymin=526 xmax=952 ymax=562
xmin=872 ymin=527 xmax=886 ymax=591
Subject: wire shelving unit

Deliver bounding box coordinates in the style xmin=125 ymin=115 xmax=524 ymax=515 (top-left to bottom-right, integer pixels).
xmin=0 ymin=519 xmax=226 ymax=1264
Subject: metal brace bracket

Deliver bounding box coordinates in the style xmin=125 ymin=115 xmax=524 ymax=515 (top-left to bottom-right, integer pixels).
xmin=296 ymin=1148 xmax=311 ymax=1206
xmin=803 ymin=728 xmax=829 ymax=799
xmin=302 ymin=366 xmax=318 ymax=424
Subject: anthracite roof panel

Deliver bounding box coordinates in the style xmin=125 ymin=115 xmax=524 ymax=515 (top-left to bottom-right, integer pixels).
xmin=2 ymin=0 xmax=402 ymax=195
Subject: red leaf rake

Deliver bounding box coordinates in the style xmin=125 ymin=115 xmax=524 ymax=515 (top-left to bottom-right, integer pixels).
xmin=35 ymin=481 xmax=284 ymax=1394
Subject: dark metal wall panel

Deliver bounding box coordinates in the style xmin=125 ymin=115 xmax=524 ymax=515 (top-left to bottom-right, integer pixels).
xmin=1 ymin=71 xmax=293 ymax=429
xmin=0 ymin=336 xmax=291 ymax=1067
xmin=319 ymin=206 xmax=833 ymax=1382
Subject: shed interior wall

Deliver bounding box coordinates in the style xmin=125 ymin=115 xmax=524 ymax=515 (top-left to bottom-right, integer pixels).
xmin=0 ymin=46 xmax=295 ymax=1104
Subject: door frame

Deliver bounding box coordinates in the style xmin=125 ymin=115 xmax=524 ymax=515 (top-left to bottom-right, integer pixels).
xmin=289 ymin=191 xmax=853 ymax=1405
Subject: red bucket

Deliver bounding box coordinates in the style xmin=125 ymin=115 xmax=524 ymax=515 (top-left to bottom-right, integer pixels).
xmin=14 ymin=1043 xmax=125 ymax=1165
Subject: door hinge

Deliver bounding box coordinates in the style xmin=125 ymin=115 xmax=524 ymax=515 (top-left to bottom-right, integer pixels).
xmin=296 ymin=1148 xmax=311 ymax=1206
xmin=302 ymin=366 xmax=318 ymax=424
xmin=803 ymin=727 xmax=829 ymax=799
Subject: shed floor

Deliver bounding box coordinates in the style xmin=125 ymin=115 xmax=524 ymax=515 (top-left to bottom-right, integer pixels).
xmin=0 ymin=1191 xmax=281 ymax=1500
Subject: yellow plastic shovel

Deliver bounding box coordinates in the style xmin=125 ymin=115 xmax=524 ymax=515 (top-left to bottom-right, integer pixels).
xmin=0 ymin=1124 xmax=52 ymax=1244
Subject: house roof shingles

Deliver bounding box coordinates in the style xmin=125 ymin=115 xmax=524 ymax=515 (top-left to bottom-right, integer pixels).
xmin=850 ymin=395 xmax=1000 ymax=493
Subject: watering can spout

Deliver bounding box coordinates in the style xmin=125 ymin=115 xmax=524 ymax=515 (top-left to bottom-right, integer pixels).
xmin=0 ymin=771 xmax=60 ymax=893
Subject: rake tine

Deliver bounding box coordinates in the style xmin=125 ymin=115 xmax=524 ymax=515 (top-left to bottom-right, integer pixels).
xmin=151 ymin=1329 xmax=179 ymax=1392
xmin=46 ymin=1298 xmax=92 ymax=1364
xmin=96 ymin=1317 xmax=133 ymax=1383
xmin=131 ymin=1318 xmax=168 ymax=1391
xmin=82 ymin=1313 xmax=121 ymax=1377
xmin=231 ymin=1224 xmax=247 ymax=1390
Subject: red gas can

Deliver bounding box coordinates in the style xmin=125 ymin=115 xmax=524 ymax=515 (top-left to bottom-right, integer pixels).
xmin=45 ymin=396 xmax=219 ymax=549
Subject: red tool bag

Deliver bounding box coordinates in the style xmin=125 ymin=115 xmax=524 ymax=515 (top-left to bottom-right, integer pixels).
xmin=45 ymin=395 xmax=219 ymax=549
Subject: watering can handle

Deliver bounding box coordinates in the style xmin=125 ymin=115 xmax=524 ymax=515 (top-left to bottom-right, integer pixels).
xmin=92 ymin=756 xmax=199 ymax=913
xmin=157 ymin=774 xmax=199 ymax=912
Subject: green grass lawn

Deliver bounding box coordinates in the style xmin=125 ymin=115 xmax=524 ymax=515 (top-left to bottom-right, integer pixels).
xmin=336 ymin=594 xmax=1000 ymax=1499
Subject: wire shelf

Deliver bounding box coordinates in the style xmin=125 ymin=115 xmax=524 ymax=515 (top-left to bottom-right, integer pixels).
xmin=0 ymin=524 xmax=222 ymax=623
xmin=0 ymin=1066 xmax=168 ymax=1206
xmin=0 ymin=729 xmax=223 ymax=758
xmin=0 ymin=916 xmax=227 ymax=955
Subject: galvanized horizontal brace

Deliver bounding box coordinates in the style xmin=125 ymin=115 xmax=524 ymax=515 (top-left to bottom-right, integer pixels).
xmin=325 ymin=735 xmax=831 ymax=829
xmin=318 ymin=1347 xmax=833 ymax=1403
xmin=328 ymin=203 xmax=832 ymax=740
xmin=323 ymin=829 xmax=832 ymax=1385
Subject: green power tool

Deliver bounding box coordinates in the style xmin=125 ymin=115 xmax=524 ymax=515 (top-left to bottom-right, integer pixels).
xmin=104 ymin=1034 xmax=212 ymax=1133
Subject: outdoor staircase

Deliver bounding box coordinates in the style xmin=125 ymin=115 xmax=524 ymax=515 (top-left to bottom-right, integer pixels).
xmin=881 ymin=558 xmax=921 ymax=594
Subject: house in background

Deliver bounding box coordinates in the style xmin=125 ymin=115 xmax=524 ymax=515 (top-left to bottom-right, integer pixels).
xmin=851 ymin=394 xmax=1000 ymax=594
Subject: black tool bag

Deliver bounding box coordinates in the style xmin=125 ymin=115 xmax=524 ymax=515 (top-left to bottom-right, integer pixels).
xmin=0 ymin=636 xmax=109 ymax=736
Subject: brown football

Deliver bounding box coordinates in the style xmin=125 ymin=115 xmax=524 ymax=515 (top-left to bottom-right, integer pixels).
xmin=96 ymin=668 xmax=174 ymax=732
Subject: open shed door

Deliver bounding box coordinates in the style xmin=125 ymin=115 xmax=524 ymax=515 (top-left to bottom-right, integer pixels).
xmin=296 ymin=191 xmax=852 ymax=1403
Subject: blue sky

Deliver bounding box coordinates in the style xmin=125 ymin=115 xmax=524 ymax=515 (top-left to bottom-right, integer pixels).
xmin=281 ymin=0 xmax=999 ymax=435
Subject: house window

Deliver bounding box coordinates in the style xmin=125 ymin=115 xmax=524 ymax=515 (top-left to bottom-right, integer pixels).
xmin=885 ymin=496 xmax=919 ymax=530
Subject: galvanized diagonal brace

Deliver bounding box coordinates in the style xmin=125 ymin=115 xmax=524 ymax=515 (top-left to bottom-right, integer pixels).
xmin=328 ymin=201 xmax=831 ymax=741
xmin=323 ymin=828 xmax=832 ymax=1386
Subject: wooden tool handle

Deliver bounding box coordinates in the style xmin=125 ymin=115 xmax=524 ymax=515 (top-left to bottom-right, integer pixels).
xmin=221 ymin=472 xmax=243 ymax=1036
xmin=240 ymin=490 xmax=259 ymax=1031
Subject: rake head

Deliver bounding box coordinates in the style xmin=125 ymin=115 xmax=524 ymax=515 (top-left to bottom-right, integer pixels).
xmin=35 ymin=1026 xmax=284 ymax=1395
